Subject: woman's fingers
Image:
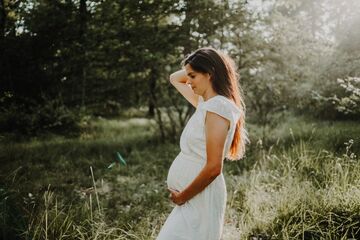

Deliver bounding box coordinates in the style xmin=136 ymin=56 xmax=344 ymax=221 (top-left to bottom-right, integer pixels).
xmin=168 ymin=189 xmax=175 ymax=200
xmin=168 ymin=189 xmax=177 ymax=203
xmin=167 ymin=188 xmax=184 ymax=205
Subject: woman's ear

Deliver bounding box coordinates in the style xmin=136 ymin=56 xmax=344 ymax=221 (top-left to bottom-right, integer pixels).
xmin=206 ymin=72 xmax=212 ymax=82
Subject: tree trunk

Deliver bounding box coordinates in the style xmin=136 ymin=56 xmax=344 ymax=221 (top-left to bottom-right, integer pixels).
xmin=180 ymin=0 xmax=195 ymax=121
xmin=182 ymin=0 xmax=194 ymax=56
xmin=147 ymin=16 xmax=160 ymax=117
xmin=148 ymin=68 xmax=157 ymax=117
xmin=0 ymin=0 xmax=5 ymax=39
xmin=0 ymin=0 xmax=5 ymax=83
xmin=79 ymin=0 xmax=87 ymax=108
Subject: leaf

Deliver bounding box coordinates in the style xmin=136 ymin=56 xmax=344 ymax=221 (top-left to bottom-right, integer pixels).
xmin=116 ymin=152 xmax=127 ymax=166
xmin=107 ymin=162 xmax=116 ymax=169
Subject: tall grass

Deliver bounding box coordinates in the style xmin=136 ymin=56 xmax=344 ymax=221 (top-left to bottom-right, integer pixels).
xmin=226 ymin=140 xmax=360 ymax=239
xmin=1 ymin=114 xmax=359 ymax=239
xmin=23 ymin=169 xmax=148 ymax=240
xmin=1 ymin=117 xmax=172 ymax=239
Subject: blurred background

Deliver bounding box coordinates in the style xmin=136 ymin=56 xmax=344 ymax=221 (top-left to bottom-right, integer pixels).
xmin=1 ymin=0 xmax=360 ymax=239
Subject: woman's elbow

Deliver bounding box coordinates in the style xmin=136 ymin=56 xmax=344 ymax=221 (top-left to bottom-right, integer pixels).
xmin=208 ymin=165 xmax=222 ymax=178
xmin=169 ymin=73 xmax=175 ymax=83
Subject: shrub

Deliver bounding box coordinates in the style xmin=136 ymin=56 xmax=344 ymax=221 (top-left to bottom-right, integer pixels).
xmin=309 ymin=75 xmax=360 ymax=120
xmin=0 ymin=95 xmax=80 ymax=137
xmin=331 ymin=77 xmax=360 ymax=115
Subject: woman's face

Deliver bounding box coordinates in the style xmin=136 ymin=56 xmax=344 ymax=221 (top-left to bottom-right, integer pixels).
xmin=184 ymin=64 xmax=211 ymax=96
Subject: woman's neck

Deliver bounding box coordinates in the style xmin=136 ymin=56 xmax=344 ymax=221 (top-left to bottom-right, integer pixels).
xmin=202 ymin=89 xmax=218 ymax=102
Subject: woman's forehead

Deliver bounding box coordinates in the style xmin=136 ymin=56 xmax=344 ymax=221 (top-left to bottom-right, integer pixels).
xmin=184 ymin=64 xmax=195 ymax=73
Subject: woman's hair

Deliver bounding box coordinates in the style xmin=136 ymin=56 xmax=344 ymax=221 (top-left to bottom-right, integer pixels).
xmin=183 ymin=47 xmax=248 ymax=160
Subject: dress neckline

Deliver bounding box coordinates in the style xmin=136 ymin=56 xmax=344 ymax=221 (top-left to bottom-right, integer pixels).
xmin=202 ymin=94 xmax=220 ymax=103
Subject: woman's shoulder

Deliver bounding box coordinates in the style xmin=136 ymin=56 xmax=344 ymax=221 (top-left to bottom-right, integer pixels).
xmin=198 ymin=95 xmax=242 ymax=121
xmin=205 ymin=95 xmax=241 ymax=112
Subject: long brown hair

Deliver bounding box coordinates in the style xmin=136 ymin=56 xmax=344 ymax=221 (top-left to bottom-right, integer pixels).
xmin=183 ymin=47 xmax=248 ymax=160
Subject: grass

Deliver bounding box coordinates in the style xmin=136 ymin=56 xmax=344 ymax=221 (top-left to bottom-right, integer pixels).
xmin=247 ymin=113 xmax=360 ymax=153
xmin=226 ymin=140 xmax=360 ymax=239
xmin=0 ymin=113 xmax=359 ymax=239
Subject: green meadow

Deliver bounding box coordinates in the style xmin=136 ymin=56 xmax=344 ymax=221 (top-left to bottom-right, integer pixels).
xmin=1 ymin=113 xmax=359 ymax=239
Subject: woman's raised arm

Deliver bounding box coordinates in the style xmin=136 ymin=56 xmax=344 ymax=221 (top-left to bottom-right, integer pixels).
xmin=169 ymin=69 xmax=201 ymax=108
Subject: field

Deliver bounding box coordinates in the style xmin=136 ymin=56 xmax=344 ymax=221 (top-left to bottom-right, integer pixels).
xmin=1 ymin=113 xmax=360 ymax=239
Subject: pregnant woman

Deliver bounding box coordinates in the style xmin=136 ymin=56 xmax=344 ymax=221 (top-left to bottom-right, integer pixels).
xmin=156 ymin=47 xmax=248 ymax=240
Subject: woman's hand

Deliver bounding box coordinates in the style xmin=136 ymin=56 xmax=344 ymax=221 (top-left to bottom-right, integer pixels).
xmin=168 ymin=112 xmax=227 ymax=204
xmin=168 ymin=188 xmax=186 ymax=206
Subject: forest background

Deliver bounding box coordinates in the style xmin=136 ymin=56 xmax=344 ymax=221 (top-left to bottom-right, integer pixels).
xmin=1 ymin=0 xmax=360 ymax=239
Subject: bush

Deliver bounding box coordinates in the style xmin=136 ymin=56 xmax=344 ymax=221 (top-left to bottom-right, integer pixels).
xmin=32 ymin=98 xmax=80 ymax=134
xmin=331 ymin=77 xmax=360 ymax=115
xmin=0 ymin=96 xmax=80 ymax=137
xmin=310 ymin=77 xmax=360 ymax=120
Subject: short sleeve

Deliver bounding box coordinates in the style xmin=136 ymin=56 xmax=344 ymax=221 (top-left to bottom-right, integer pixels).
xmin=198 ymin=96 xmax=241 ymax=128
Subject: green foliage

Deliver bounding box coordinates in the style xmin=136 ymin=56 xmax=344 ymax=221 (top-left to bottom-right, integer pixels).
xmin=0 ymin=96 xmax=80 ymax=137
xmin=2 ymin=0 xmax=360 ymax=137
xmin=234 ymin=0 xmax=360 ymax=122
xmin=331 ymin=77 xmax=360 ymax=116
xmin=311 ymin=76 xmax=360 ymax=120
xmin=33 ymin=98 xmax=80 ymax=133
xmin=1 ymin=116 xmax=359 ymax=239
xmin=0 ymin=186 xmax=28 ymax=240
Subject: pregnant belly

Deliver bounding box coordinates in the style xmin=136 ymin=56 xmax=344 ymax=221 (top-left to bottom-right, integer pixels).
xmin=166 ymin=153 xmax=204 ymax=192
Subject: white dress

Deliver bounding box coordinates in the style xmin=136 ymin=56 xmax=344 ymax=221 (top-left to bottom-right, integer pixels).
xmin=156 ymin=95 xmax=242 ymax=240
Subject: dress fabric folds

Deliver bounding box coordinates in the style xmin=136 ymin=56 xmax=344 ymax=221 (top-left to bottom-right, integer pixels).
xmin=156 ymin=95 xmax=242 ymax=240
